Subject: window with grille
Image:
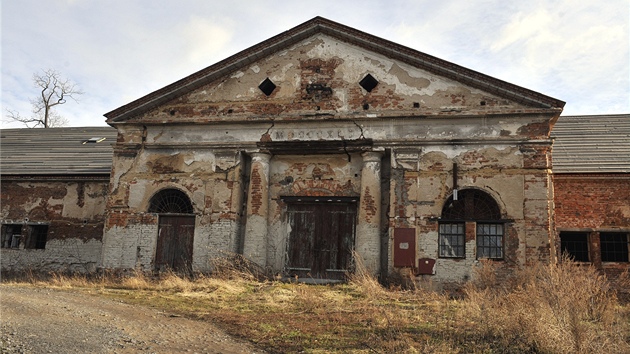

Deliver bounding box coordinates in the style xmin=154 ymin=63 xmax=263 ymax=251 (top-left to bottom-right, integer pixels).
xmin=477 ymin=223 xmax=503 ymax=259
xmin=148 ymin=189 xmax=194 ymax=214
xmin=27 ymin=225 xmax=48 ymax=249
xmin=439 ymin=223 xmax=465 ymax=258
xmin=1 ymin=224 xmax=49 ymax=250
xmin=560 ymin=232 xmax=589 ymax=262
xmin=1 ymin=224 xmax=22 ymax=249
xmin=600 ymin=232 xmax=629 ymax=262
xmin=439 ymin=189 xmax=504 ymax=260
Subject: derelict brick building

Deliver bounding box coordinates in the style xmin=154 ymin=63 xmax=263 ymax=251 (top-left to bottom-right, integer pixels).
xmin=0 ymin=127 xmax=117 ymax=271
xmin=4 ymin=18 xmax=625 ymax=284
xmin=98 ymin=17 xmax=564 ymax=282
xmin=552 ymin=114 xmax=630 ymax=278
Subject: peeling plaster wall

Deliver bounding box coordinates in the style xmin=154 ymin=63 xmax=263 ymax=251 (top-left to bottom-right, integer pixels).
xmin=266 ymin=154 xmax=362 ymax=271
xmin=103 ymin=32 xmax=559 ymax=281
xmin=129 ymin=34 xmax=539 ymax=125
xmin=389 ymin=142 xmax=553 ymax=283
xmin=1 ymin=180 xmax=109 ymax=272
xmin=102 ymin=141 xmax=244 ymax=272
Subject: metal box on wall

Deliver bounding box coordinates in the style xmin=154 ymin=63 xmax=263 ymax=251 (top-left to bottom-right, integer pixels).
xmin=393 ymin=228 xmax=416 ymax=267
xmin=416 ymin=258 xmax=436 ymax=275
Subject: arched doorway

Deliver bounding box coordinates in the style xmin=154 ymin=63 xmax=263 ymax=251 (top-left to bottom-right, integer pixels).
xmin=148 ymin=189 xmax=195 ymax=272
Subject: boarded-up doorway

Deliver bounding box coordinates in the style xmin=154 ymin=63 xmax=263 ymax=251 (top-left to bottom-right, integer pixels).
xmin=285 ymin=197 xmax=357 ymax=280
xmin=155 ymin=215 xmax=195 ymax=272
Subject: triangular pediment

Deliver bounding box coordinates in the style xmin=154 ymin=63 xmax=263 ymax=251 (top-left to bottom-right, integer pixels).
xmin=105 ymin=17 xmax=564 ymax=124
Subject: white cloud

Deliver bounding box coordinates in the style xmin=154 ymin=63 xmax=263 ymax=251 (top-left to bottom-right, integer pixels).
xmin=490 ymin=9 xmax=555 ymax=53
xmin=484 ymin=0 xmax=629 ymax=113
xmin=177 ymin=16 xmax=234 ymax=65
xmin=2 ymin=0 xmax=628 ymax=129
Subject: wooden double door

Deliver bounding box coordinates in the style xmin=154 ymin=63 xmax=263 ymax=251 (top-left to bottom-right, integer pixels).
xmin=285 ymin=198 xmax=357 ymax=280
xmin=154 ymin=215 xmax=195 ymax=273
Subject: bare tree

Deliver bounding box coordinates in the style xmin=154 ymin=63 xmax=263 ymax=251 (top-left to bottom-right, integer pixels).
xmin=5 ymin=69 xmax=83 ymax=128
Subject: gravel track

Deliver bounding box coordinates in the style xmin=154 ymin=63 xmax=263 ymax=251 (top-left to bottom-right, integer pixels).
xmin=0 ymin=285 xmax=264 ymax=354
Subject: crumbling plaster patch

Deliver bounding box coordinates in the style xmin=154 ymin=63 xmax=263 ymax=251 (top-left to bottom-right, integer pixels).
xmin=147 ymin=33 xmax=527 ymax=122
xmin=61 ymin=183 xmax=108 ymax=219
xmin=111 ymin=156 xmax=136 ymax=193
xmin=2 ymin=182 xmax=106 ymax=225
xmin=144 ymin=149 xmax=216 ymax=174
xmin=418 ymin=145 xmax=522 ymax=169
xmin=304 ymin=34 xmax=515 ymax=102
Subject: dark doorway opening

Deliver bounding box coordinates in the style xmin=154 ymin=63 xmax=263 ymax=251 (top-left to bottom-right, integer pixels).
xmin=284 ymin=197 xmax=357 ymax=280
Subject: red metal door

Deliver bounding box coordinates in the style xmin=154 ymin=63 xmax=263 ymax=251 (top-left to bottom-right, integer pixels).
xmin=155 ymin=215 xmax=195 ymax=273
xmin=286 ymin=200 xmax=357 ymax=280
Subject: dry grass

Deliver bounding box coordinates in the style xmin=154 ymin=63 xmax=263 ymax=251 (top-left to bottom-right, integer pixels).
xmin=464 ymin=256 xmax=629 ymax=354
xmin=3 ymin=256 xmax=629 ymax=353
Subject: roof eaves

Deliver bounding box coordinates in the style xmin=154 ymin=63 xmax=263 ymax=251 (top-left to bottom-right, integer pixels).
xmin=316 ymin=20 xmax=564 ymax=109
xmin=105 ymin=24 xmax=322 ymax=123
xmin=105 ymin=17 xmax=565 ymax=123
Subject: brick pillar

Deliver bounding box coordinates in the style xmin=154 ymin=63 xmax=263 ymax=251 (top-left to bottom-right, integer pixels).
xmin=590 ymin=231 xmax=602 ymax=269
xmin=356 ymin=151 xmax=383 ymax=275
xmin=243 ymin=152 xmax=271 ymax=266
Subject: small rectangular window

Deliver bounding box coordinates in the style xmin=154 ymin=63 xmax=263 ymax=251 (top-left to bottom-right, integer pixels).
xmin=560 ymin=232 xmax=589 ymax=262
xmin=600 ymin=232 xmax=629 ymax=262
xmin=439 ymin=223 xmax=465 ymax=258
xmin=1 ymin=224 xmax=23 ymax=249
xmin=477 ymin=223 xmax=504 ymax=259
xmin=27 ymin=225 xmax=48 ymax=249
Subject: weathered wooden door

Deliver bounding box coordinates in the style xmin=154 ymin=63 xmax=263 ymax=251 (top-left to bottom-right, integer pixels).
xmin=286 ymin=199 xmax=357 ymax=280
xmin=155 ymin=215 xmax=195 ymax=273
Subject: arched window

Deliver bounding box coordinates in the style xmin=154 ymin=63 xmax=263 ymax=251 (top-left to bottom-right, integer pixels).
xmin=441 ymin=189 xmax=501 ymax=220
xmin=148 ymin=189 xmax=194 ymax=214
xmin=439 ymin=189 xmax=504 ymax=259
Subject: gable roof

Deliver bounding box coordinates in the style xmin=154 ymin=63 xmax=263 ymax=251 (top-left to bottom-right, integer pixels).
xmin=551 ymin=114 xmax=630 ymax=173
xmin=0 ymin=127 xmax=117 ymax=176
xmin=105 ymin=16 xmax=565 ymax=123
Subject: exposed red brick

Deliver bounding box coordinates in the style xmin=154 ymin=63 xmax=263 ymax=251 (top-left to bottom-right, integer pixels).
xmin=249 ymin=166 xmax=264 ymax=215
xmin=361 ymin=187 xmax=377 ymax=222
xmin=554 ymin=175 xmax=630 ymax=229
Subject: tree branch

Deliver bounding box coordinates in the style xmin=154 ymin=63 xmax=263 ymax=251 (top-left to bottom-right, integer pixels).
xmin=6 ymin=69 xmax=83 ymax=128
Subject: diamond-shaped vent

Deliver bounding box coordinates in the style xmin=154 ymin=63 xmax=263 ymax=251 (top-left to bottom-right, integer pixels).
xmin=359 ymin=74 xmax=378 ymax=92
xmin=258 ymin=78 xmax=276 ymax=96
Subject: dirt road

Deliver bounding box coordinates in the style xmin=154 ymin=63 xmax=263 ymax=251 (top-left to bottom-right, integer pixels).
xmin=0 ymin=285 xmax=264 ymax=354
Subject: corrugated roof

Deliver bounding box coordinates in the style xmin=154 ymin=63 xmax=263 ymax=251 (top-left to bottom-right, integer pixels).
xmin=2 ymin=114 xmax=626 ymax=176
xmin=551 ymin=114 xmax=630 ymax=173
xmin=0 ymin=127 xmax=117 ymax=176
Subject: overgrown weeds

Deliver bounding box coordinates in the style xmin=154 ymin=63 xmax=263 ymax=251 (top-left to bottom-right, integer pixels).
xmin=2 ymin=255 xmax=628 ymax=353
xmin=464 ymin=256 xmax=629 ymax=353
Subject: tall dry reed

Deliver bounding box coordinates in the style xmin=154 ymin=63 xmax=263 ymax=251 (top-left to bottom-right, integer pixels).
xmin=464 ymin=257 xmax=628 ymax=353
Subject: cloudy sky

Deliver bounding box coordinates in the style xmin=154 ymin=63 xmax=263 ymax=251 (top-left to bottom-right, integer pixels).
xmin=2 ymin=0 xmax=628 ymax=128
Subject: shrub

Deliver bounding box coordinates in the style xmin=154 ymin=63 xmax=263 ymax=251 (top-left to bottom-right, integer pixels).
xmin=464 ymin=256 xmax=629 ymax=353
xmin=209 ymin=252 xmax=269 ymax=282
